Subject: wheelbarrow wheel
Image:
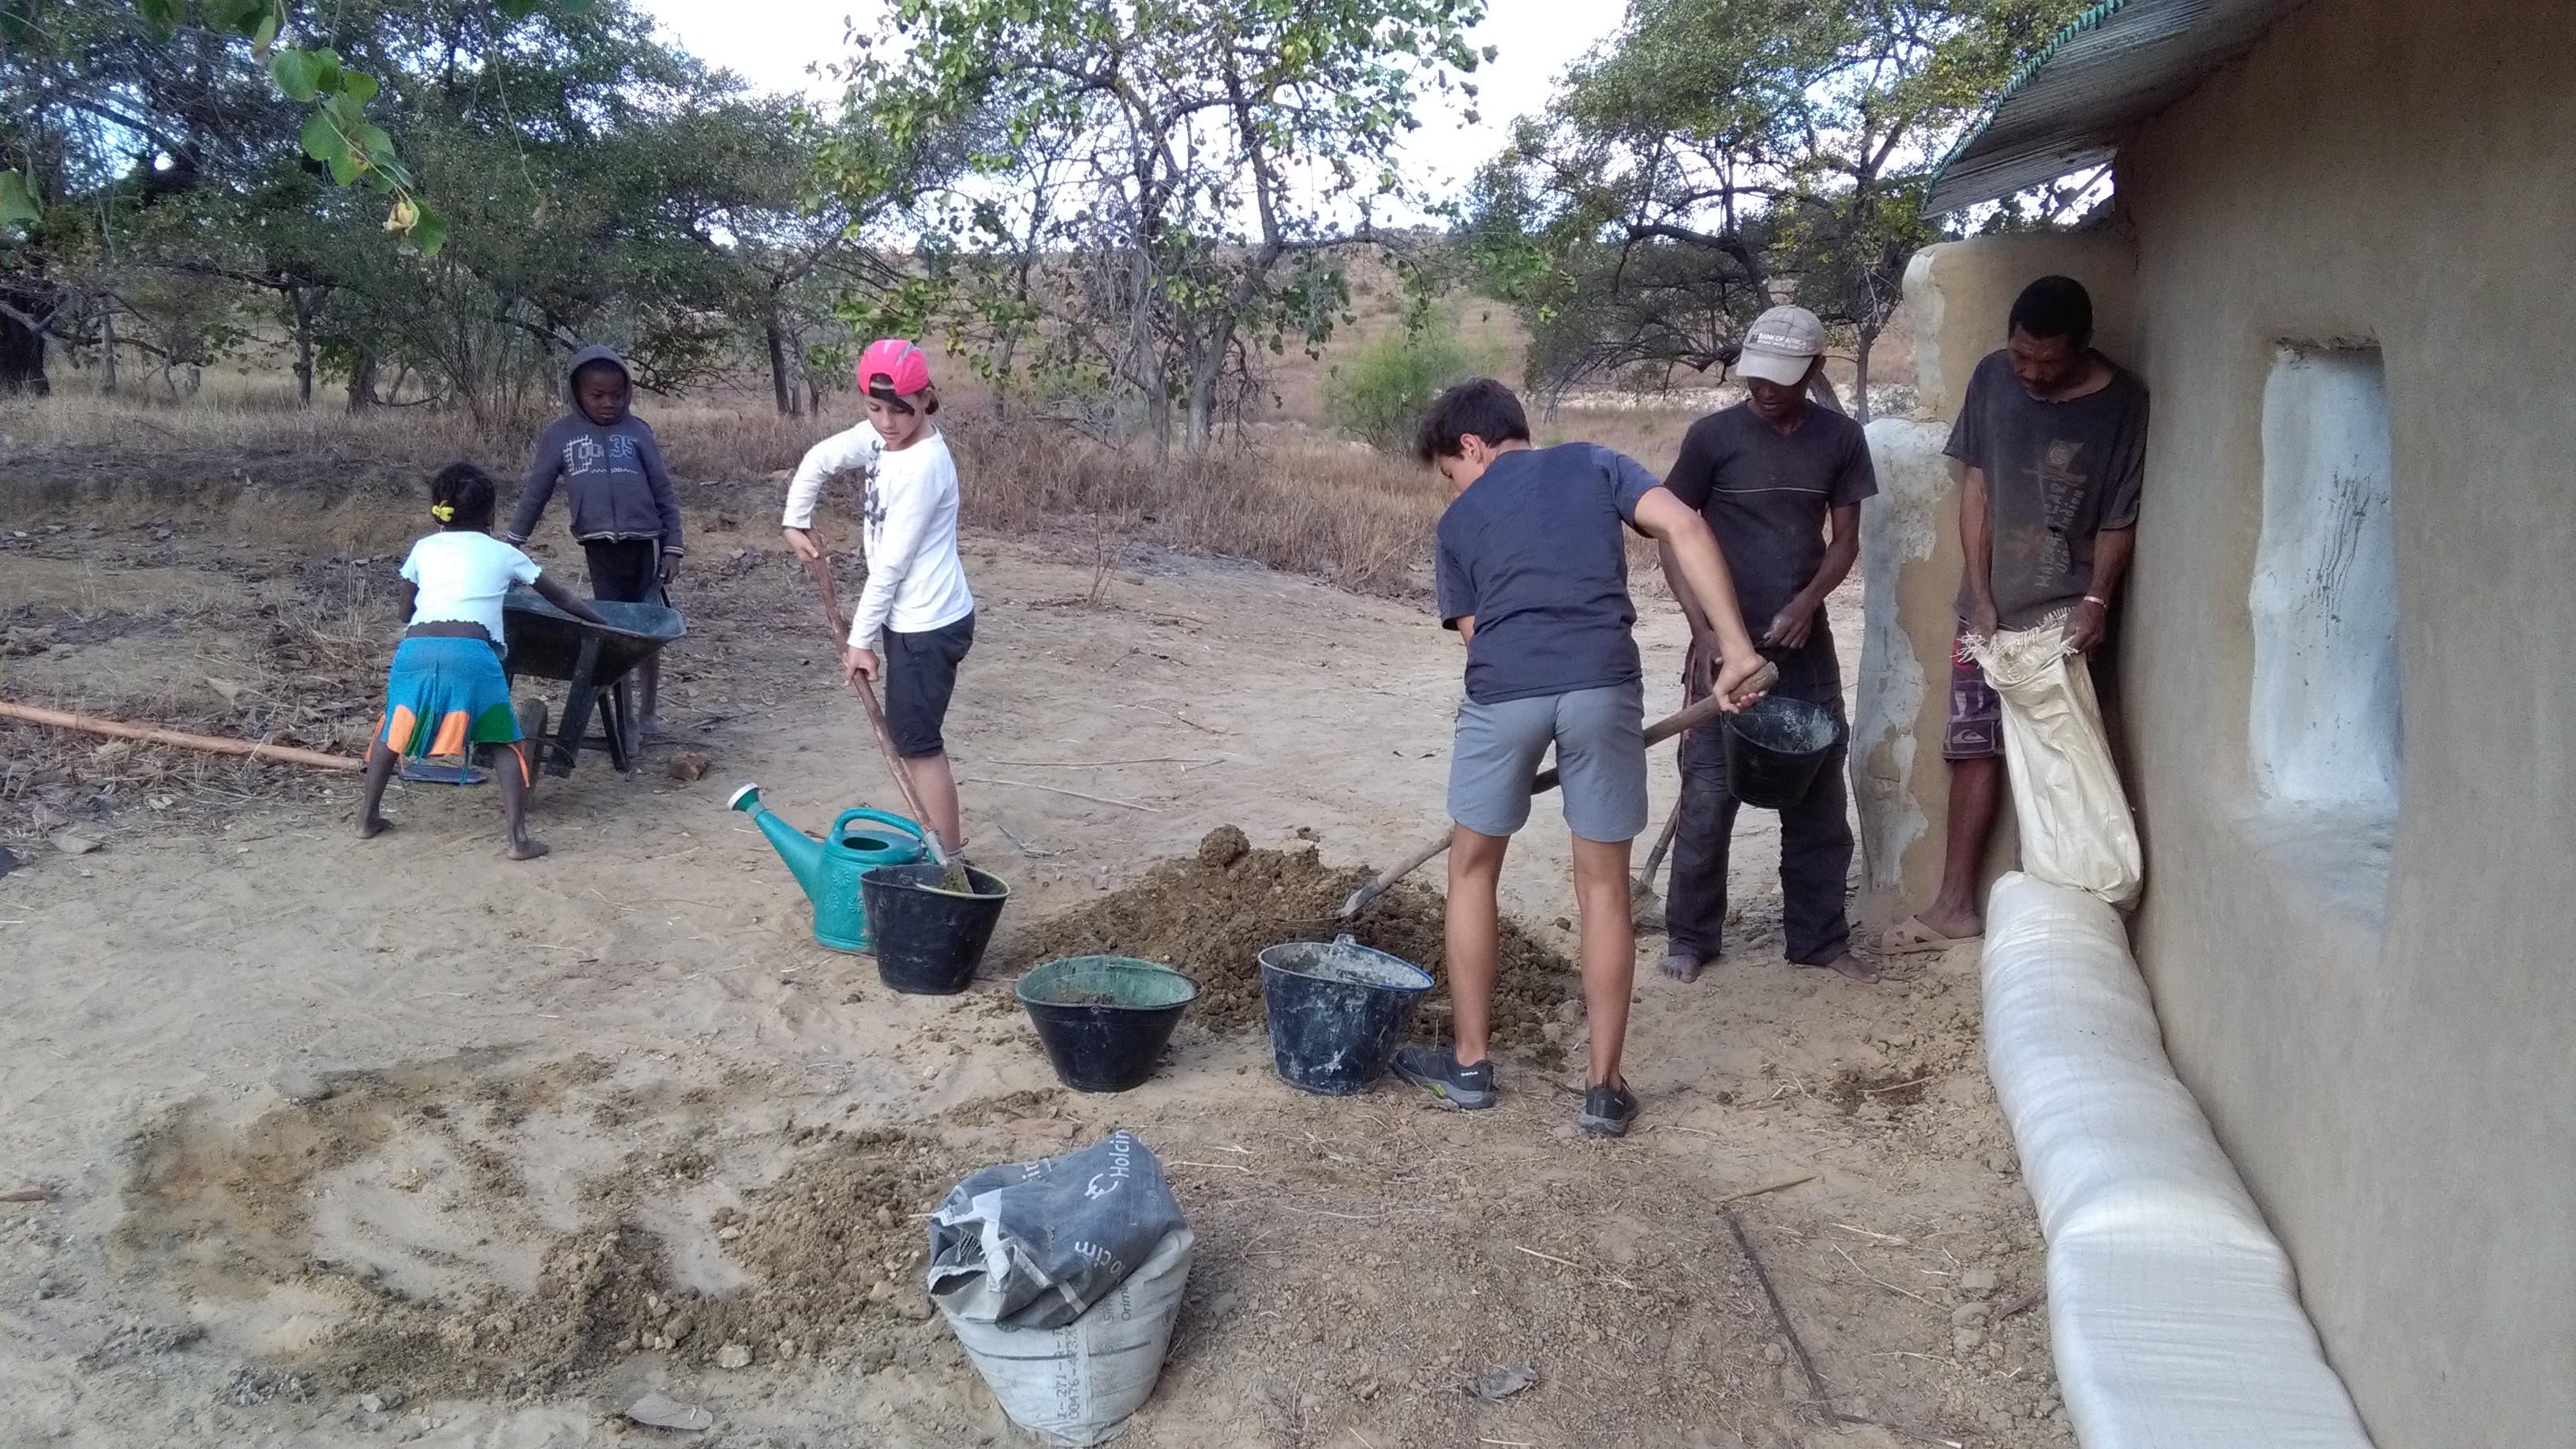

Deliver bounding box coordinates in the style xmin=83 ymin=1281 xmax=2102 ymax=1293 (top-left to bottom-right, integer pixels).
xmin=515 ymin=697 xmax=549 ymax=800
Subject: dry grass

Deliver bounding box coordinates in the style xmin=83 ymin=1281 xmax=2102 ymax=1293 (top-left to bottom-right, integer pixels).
xmin=944 ymin=419 xmax=1443 ymax=597
xmin=0 ymin=381 xmax=1743 ymax=605
xmin=0 ymin=390 xmax=826 ymax=484
xmin=2 ymin=391 xmax=1458 ymax=597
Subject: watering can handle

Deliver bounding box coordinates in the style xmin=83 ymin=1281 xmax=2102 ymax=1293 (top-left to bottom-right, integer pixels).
xmin=830 ymin=807 xmax=926 ymax=842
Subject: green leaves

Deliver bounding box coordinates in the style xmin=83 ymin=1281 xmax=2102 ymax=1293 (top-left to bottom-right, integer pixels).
xmin=111 ymin=0 xmax=608 ymax=260
xmin=133 ymin=0 xmax=182 ymax=40
xmin=494 ymin=0 xmax=591 ymax=20
xmin=198 ymin=0 xmax=288 ymax=50
xmin=298 ymin=110 xmax=347 ymax=178
xmin=275 ymin=43 xmax=440 ymax=252
xmin=402 ymin=199 xmax=446 ymax=257
xmin=1471 ymin=0 xmax=2087 ymax=395
xmin=838 ymin=0 xmax=1482 ymax=448
xmin=269 ymin=45 xmax=335 ymax=101
xmin=0 ymin=169 xmax=39 ymax=230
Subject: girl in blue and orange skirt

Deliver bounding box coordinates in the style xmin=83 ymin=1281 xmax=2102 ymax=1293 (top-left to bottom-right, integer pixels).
xmin=358 ymin=462 xmax=614 ymax=860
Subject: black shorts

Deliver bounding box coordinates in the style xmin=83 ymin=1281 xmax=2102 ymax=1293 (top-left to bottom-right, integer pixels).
xmin=582 ymin=538 xmax=667 ymax=605
xmin=884 ymin=614 xmax=973 ymax=758
xmin=1944 ymin=626 xmax=2004 ymax=761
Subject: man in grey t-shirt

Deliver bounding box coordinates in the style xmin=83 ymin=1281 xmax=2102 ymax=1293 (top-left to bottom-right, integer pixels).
xmin=1658 ymin=305 xmax=1879 ymax=984
xmin=1884 ymin=276 xmax=2149 ymax=952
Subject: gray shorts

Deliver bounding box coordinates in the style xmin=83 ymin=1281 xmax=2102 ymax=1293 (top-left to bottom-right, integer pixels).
xmin=1448 ymin=680 xmax=1649 ymax=843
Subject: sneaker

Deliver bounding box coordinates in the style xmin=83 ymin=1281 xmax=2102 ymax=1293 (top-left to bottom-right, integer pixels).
xmin=1390 ymin=1045 xmax=1496 ymax=1110
xmin=1580 ymin=1080 xmax=1639 ymax=1138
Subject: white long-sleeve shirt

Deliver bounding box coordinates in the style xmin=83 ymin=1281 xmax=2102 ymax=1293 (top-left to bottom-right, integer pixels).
xmin=781 ymin=424 xmax=975 ymax=649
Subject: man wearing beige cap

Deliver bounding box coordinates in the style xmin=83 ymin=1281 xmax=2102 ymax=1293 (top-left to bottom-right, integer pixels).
xmin=1656 ymin=305 xmax=1879 ymax=984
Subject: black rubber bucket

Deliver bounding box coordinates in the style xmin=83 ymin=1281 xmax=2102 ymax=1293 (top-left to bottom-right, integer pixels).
xmin=861 ymin=862 xmax=1010 ymax=994
xmin=1724 ymin=695 xmax=1841 ymax=810
xmin=1258 ymin=938 xmax=1433 ymax=1095
xmin=1014 ymin=956 xmax=1199 ymax=1093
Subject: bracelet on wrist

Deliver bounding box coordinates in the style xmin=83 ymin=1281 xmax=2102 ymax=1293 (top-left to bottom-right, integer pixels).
xmin=2081 ymin=594 xmax=2108 ymax=608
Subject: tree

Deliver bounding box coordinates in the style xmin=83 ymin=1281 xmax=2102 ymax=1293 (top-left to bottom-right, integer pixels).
xmin=704 ymin=99 xmax=953 ymax=417
xmin=3 ymin=0 xmax=910 ymax=420
xmin=1465 ymin=0 xmax=2084 ymax=419
xmin=845 ymin=0 xmax=1488 ymax=456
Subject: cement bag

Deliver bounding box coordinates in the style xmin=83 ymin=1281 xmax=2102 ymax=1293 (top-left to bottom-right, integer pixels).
xmin=928 ymin=1132 xmax=1193 ymax=1446
xmin=1983 ymin=873 xmax=2372 ymax=1449
xmin=938 ymin=1226 xmax=1194 ymax=1447
xmin=1970 ymin=617 xmax=2144 ymax=908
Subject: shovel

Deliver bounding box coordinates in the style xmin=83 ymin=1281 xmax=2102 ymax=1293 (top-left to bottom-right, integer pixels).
xmin=1629 ymin=805 xmax=1683 ymax=930
xmin=794 ymin=548 xmax=957 ymax=872
xmin=1336 ymin=661 xmax=1777 ymax=921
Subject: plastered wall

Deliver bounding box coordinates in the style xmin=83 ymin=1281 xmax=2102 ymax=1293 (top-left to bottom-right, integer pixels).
xmin=1897 ymin=0 xmax=2576 ymax=1442
xmin=2112 ymin=0 xmax=2576 ymax=1440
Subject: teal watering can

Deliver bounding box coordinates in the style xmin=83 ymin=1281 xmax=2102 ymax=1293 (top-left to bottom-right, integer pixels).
xmin=728 ymin=784 xmax=926 ymax=953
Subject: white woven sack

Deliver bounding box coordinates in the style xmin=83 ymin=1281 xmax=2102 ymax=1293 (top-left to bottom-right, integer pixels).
xmin=1983 ymin=873 xmax=2372 ymax=1448
xmin=1970 ymin=617 xmax=2144 ymax=908
xmin=941 ymin=1226 xmax=1193 ymax=1447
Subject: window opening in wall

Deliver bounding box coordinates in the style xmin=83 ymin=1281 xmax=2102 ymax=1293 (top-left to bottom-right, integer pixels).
xmin=2248 ymin=346 xmax=2401 ymax=863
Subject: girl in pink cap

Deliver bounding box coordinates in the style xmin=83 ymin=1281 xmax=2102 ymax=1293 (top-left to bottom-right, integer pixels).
xmin=781 ymin=339 xmax=977 ymax=855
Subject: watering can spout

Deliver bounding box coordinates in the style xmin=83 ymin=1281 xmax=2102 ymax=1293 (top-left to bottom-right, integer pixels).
xmin=730 ymin=782 xmax=829 ymax=904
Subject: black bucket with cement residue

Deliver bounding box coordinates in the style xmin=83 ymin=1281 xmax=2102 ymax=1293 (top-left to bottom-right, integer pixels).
xmin=1723 ymin=694 xmax=1841 ymax=810
xmin=863 ymin=862 xmax=1010 ymax=994
xmin=1260 ymin=937 xmax=1433 ymax=1095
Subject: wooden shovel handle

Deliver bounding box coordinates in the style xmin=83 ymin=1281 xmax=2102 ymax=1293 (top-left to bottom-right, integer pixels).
xmin=1336 ymin=661 xmax=1779 ymax=920
xmin=796 ymin=549 xmax=950 ymax=866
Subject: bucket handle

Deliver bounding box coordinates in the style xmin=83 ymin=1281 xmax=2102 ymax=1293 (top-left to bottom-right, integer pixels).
xmin=831 ymin=806 xmax=926 ymax=844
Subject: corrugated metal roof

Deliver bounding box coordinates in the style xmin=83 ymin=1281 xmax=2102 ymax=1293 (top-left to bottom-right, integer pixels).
xmin=1926 ymin=0 xmax=2310 ymax=213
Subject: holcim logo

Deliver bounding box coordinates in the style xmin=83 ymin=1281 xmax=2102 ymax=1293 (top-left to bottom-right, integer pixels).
xmin=1084 ymin=1133 xmax=1136 ymax=1199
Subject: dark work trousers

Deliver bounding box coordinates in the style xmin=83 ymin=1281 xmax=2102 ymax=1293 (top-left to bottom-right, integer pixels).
xmin=1664 ymin=631 xmax=1855 ymax=966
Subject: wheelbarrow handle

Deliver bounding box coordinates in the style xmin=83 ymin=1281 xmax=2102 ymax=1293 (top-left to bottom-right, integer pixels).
xmin=1335 ymin=662 xmax=1777 ymax=922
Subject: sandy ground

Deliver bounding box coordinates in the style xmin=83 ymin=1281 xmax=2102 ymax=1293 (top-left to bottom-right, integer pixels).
xmin=0 ymin=509 xmax=2071 ymax=1448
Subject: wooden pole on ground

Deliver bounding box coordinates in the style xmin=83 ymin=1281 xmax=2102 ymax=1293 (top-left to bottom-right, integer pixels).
xmin=0 ymin=702 xmax=365 ymax=773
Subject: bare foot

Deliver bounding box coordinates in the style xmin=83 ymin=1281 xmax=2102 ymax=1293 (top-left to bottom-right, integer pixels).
xmin=1659 ymin=950 xmax=1708 ymax=983
xmin=1914 ymin=903 xmax=1983 ymax=941
xmin=358 ymin=814 xmax=395 ymax=840
xmin=506 ymin=835 xmax=551 ymax=861
xmin=1799 ymin=951 xmax=1882 ymax=984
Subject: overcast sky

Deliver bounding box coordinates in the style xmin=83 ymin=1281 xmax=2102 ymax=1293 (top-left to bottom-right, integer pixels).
xmin=632 ymin=0 xmax=1630 ymax=220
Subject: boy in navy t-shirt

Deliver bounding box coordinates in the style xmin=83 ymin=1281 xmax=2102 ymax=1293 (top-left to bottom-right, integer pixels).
xmin=1391 ymin=379 xmax=1769 ymax=1137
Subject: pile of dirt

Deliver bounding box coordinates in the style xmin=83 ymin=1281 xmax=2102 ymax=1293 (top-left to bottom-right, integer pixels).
xmin=1000 ymin=826 xmax=1579 ymax=1053
xmin=112 ymin=1056 xmax=981 ymax=1401
xmin=324 ymin=1128 xmax=967 ymax=1395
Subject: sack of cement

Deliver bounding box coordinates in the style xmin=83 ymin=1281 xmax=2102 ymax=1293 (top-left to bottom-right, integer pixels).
xmin=927 ymin=1131 xmax=1193 ymax=1446
xmin=1970 ymin=616 xmax=2144 ymax=908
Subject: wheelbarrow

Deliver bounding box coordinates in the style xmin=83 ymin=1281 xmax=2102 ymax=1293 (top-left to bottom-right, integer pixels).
xmin=500 ymin=586 xmax=686 ymax=777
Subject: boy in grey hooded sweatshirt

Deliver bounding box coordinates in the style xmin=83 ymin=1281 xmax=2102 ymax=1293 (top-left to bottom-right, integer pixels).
xmin=506 ymin=345 xmax=685 ymax=734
